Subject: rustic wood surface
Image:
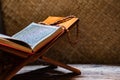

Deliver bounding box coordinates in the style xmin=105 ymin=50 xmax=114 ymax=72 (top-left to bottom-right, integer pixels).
xmin=12 ymin=64 xmax=120 ymax=80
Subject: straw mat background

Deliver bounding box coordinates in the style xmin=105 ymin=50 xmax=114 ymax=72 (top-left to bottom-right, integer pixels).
xmin=1 ymin=0 xmax=120 ymax=64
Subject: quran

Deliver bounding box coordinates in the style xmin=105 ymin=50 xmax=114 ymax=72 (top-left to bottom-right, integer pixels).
xmin=0 ymin=16 xmax=80 ymax=80
xmin=0 ymin=22 xmax=64 ymax=54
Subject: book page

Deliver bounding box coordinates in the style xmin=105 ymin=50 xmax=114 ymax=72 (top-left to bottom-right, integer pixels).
xmin=0 ymin=34 xmax=12 ymax=38
xmin=12 ymin=22 xmax=60 ymax=49
xmin=0 ymin=34 xmax=31 ymax=48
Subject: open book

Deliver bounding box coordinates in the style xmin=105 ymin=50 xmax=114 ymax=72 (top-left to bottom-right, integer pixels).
xmin=0 ymin=16 xmax=78 ymax=56
xmin=0 ymin=22 xmax=64 ymax=54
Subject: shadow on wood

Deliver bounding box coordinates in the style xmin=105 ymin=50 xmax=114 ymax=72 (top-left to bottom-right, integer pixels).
xmin=12 ymin=66 xmax=79 ymax=80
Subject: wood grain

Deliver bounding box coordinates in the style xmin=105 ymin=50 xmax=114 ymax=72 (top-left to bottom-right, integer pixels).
xmin=12 ymin=64 xmax=120 ymax=80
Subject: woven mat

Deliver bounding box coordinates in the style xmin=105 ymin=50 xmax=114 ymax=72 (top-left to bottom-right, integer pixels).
xmin=1 ymin=0 xmax=120 ymax=64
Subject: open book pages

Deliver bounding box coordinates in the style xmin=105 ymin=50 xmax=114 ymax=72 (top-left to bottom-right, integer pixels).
xmin=0 ymin=22 xmax=64 ymax=54
xmin=0 ymin=34 xmax=32 ymax=53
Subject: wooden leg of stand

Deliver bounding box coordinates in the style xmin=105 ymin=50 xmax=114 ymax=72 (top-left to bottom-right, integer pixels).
xmin=41 ymin=56 xmax=81 ymax=74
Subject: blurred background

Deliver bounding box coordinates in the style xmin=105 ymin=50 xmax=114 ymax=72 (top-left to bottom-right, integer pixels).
xmin=0 ymin=0 xmax=120 ymax=64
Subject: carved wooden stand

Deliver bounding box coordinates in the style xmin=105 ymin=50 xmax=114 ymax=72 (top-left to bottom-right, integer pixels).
xmin=0 ymin=16 xmax=81 ymax=80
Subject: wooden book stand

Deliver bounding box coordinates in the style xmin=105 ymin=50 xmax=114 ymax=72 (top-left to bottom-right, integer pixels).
xmin=0 ymin=16 xmax=81 ymax=80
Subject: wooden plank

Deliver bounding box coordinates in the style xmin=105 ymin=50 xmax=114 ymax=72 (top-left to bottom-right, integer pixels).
xmin=43 ymin=16 xmax=78 ymax=29
xmin=59 ymin=18 xmax=78 ymax=29
xmin=43 ymin=16 xmax=63 ymax=25
xmin=42 ymin=56 xmax=81 ymax=74
xmin=13 ymin=64 xmax=120 ymax=80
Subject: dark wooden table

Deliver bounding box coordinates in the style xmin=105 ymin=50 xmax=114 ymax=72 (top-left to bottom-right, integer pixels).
xmin=12 ymin=64 xmax=120 ymax=80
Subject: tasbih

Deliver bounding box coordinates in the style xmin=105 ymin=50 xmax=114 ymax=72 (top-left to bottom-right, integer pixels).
xmin=39 ymin=15 xmax=80 ymax=47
